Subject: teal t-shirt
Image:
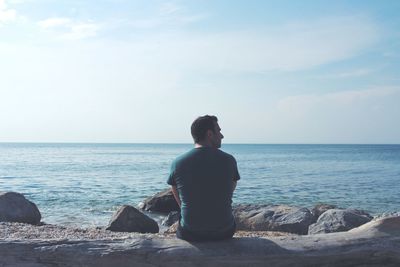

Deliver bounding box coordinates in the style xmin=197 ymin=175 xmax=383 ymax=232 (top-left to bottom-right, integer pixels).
xmin=167 ymin=147 xmax=240 ymax=233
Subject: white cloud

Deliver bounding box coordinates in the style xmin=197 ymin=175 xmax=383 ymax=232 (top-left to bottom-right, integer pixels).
xmin=127 ymin=2 xmax=206 ymax=29
xmin=268 ymin=87 xmax=400 ymax=143
xmin=37 ymin=17 xmax=71 ymax=28
xmin=37 ymin=17 xmax=100 ymax=40
xmin=0 ymin=0 xmax=16 ymax=24
xmin=62 ymin=22 xmax=99 ymax=40
xmin=318 ymin=68 xmax=376 ymax=79
xmin=277 ymin=87 xmax=400 ymax=113
xmin=159 ymin=2 xmax=182 ymax=15
xmin=115 ymin=15 xmax=379 ymax=73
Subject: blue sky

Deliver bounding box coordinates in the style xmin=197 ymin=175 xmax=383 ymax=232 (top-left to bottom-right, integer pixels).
xmin=1 ymin=0 xmax=399 ymax=143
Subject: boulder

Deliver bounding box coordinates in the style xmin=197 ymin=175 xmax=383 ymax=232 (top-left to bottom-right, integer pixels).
xmin=139 ymin=188 xmax=179 ymax=213
xmin=233 ymin=204 xmax=314 ymax=235
xmin=162 ymin=211 xmax=180 ymax=226
xmin=308 ymin=208 xmax=372 ymax=234
xmin=0 ymin=192 xmax=41 ymax=225
xmin=311 ymin=203 xmax=337 ymax=221
xmin=106 ymin=205 xmax=159 ymax=233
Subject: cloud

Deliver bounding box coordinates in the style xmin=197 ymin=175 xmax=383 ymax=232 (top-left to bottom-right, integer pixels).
xmin=270 ymin=87 xmax=400 ymax=143
xmin=318 ymin=68 xmax=376 ymax=79
xmin=111 ymin=15 xmax=379 ymax=73
xmin=278 ymin=87 xmax=400 ymax=113
xmin=159 ymin=2 xmax=182 ymax=15
xmin=62 ymin=22 xmax=99 ymax=40
xmin=37 ymin=17 xmax=100 ymax=40
xmin=0 ymin=0 xmax=16 ymax=24
xmin=35 ymin=13 xmax=377 ymax=72
xmin=127 ymin=2 xmax=206 ymax=29
xmin=37 ymin=17 xmax=71 ymax=28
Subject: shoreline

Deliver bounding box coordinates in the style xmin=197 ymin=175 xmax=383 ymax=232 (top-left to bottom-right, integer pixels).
xmin=35 ymin=200 xmax=398 ymax=229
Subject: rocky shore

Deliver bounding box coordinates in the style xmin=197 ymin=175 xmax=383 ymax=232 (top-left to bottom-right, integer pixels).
xmin=1 ymin=190 xmax=400 ymax=266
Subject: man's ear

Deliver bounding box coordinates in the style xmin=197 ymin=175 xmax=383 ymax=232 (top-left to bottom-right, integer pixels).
xmin=206 ymin=129 xmax=213 ymax=138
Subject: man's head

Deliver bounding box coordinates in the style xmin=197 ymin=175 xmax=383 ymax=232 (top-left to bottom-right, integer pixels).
xmin=191 ymin=115 xmax=224 ymax=148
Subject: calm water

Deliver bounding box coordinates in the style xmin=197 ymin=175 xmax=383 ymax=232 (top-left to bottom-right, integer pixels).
xmin=0 ymin=143 xmax=399 ymax=227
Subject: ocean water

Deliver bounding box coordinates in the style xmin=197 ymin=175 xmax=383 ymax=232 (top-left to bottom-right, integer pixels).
xmin=0 ymin=143 xmax=399 ymax=227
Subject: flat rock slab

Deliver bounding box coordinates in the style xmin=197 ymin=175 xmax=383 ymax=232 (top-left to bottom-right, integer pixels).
xmin=1 ymin=217 xmax=400 ymax=266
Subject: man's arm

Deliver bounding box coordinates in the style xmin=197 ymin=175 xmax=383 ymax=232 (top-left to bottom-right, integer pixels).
xmin=171 ymin=185 xmax=181 ymax=208
xmin=232 ymin=180 xmax=237 ymax=193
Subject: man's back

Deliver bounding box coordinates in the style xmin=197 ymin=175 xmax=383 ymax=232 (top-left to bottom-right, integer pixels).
xmin=167 ymin=147 xmax=240 ymax=233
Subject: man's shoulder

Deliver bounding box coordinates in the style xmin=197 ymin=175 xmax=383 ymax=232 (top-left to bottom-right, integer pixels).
xmin=173 ymin=148 xmax=236 ymax=165
xmin=216 ymin=149 xmax=236 ymax=161
xmin=172 ymin=149 xmax=197 ymax=165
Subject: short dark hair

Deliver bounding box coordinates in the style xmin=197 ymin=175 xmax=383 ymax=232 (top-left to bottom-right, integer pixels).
xmin=191 ymin=115 xmax=218 ymax=143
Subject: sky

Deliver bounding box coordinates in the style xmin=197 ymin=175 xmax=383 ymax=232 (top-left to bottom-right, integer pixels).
xmin=1 ymin=0 xmax=400 ymax=144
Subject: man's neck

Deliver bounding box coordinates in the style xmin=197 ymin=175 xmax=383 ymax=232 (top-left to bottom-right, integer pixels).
xmin=195 ymin=141 xmax=213 ymax=148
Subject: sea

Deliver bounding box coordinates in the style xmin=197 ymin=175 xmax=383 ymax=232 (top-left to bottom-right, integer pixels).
xmin=1 ymin=143 xmax=399 ymax=228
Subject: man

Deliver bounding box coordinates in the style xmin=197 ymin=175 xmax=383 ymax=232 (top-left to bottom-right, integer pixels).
xmin=167 ymin=115 xmax=240 ymax=241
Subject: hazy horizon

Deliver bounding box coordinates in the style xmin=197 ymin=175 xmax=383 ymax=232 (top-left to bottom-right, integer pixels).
xmin=1 ymin=0 xmax=399 ymax=144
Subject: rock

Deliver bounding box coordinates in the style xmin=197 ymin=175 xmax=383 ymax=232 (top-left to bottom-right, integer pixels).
xmin=139 ymin=188 xmax=180 ymax=213
xmin=106 ymin=205 xmax=159 ymax=233
xmin=308 ymin=208 xmax=372 ymax=234
xmin=373 ymin=211 xmax=400 ymax=221
xmin=311 ymin=203 xmax=336 ymax=221
xmin=162 ymin=211 xmax=180 ymax=226
xmin=165 ymin=221 xmax=179 ymax=234
xmin=1 ymin=216 xmax=400 ymax=267
xmin=0 ymin=192 xmax=41 ymax=225
xmin=233 ymin=204 xmax=314 ymax=235
xmin=349 ymin=214 xmax=400 ymax=236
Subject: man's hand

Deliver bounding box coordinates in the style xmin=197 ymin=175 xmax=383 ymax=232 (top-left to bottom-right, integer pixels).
xmin=171 ymin=186 xmax=181 ymax=208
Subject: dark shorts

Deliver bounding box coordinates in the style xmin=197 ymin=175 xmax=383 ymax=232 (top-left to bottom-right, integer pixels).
xmin=176 ymin=221 xmax=236 ymax=242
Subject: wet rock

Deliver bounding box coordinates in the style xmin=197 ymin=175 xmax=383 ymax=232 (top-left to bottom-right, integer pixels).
xmin=311 ymin=203 xmax=337 ymax=221
xmin=162 ymin=211 xmax=180 ymax=226
xmin=106 ymin=205 xmax=159 ymax=233
xmin=139 ymin=188 xmax=179 ymax=213
xmin=0 ymin=192 xmax=41 ymax=225
xmin=308 ymin=208 xmax=372 ymax=234
xmin=233 ymin=204 xmax=314 ymax=235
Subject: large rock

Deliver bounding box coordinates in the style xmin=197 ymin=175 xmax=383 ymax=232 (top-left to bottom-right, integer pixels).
xmin=0 ymin=192 xmax=41 ymax=225
xmin=106 ymin=205 xmax=159 ymax=233
xmin=162 ymin=211 xmax=180 ymax=226
xmin=311 ymin=203 xmax=337 ymax=221
xmin=233 ymin=204 xmax=314 ymax=235
xmin=139 ymin=188 xmax=180 ymax=213
xmin=308 ymin=208 xmax=372 ymax=234
xmin=1 ymin=216 xmax=400 ymax=267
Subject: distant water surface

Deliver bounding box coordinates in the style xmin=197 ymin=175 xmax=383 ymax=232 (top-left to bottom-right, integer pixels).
xmin=0 ymin=143 xmax=399 ymax=227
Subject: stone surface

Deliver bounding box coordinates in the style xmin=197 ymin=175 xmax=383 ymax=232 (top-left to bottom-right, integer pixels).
xmin=139 ymin=188 xmax=180 ymax=213
xmin=0 ymin=216 xmax=399 ymax=267
xmin=311 ymin=203 xmax=336 ymax=221
xmin=308 ymin=208 xmax=372 ymax=234
xmin=162 ymin=211 xmax=180 ymax=226
xmin=0 ymin=192 xmax=41 ymax=225
xmin=233 ymin=204 xmax=314 ymax=235
xmin=106 ymin=205 xmax=159 ymax=233
xmin=165 ymin=221 xmax=179 ymax=233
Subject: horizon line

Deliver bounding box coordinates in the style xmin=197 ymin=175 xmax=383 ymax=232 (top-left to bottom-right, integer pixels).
xmin=0 ymin=142 xmax=399 ymax=145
